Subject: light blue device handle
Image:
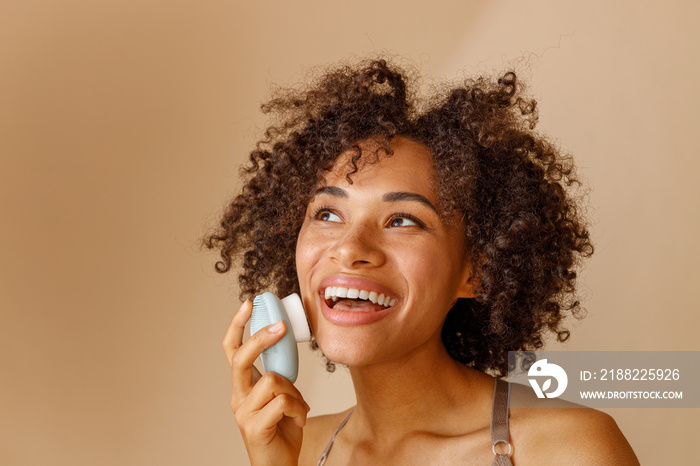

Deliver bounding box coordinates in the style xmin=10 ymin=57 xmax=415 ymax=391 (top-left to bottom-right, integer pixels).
xmin=249 ymin=292 xmax=310 ymax=383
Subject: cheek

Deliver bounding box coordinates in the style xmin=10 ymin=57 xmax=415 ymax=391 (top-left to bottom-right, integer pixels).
xmin=401 ymin=241 xmax=453 ymax=276
xmin=295 ymin=227 xmax=324 ymax=284
xmin=295 ymin=232 xmax=318 ymax=327
xmin=400 ymin=240 xmax=464 ymax=299
xmin=295 ymin=235 xmax=311 ymax=281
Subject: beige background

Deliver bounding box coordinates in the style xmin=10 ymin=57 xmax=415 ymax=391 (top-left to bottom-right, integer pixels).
xmin=1 ymin=1 xmax=698 ymax=464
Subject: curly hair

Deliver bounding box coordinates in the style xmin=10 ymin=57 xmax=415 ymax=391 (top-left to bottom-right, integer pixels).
xmin=205 ymin=58 xmax=593 ymax=377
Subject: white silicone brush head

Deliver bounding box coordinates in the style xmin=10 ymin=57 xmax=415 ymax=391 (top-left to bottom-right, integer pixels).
xmin=281 ymin=293 xmax=310 ymax=342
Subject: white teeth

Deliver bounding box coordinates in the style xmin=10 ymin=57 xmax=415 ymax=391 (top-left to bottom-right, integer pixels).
xmin=324 ymin=287 xmax=396 ymax=308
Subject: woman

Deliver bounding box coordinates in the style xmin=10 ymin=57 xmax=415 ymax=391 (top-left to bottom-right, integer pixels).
xmin=207 ymin=58 xmax=638 ymax=465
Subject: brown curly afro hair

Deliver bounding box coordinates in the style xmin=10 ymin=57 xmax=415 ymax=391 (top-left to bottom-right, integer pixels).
xmin=205 ymin=58 xmax=593 ymax=377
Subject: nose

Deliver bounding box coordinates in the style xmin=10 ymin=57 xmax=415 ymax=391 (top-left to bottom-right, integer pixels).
xmin=328 ymin=223 xmax=386 ymax=269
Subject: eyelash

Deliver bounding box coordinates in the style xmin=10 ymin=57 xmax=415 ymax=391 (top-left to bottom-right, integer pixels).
xmin=311 ymin=206 xmax=337 ymax=221
xmin=311 ymin=206 xmax=426 ymax=229
xmin=388 ymin=213 xmax=426 ymax=229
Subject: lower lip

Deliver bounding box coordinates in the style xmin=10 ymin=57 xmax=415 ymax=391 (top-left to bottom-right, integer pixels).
xmin=320 ymin=298 xmax=395 ymax=326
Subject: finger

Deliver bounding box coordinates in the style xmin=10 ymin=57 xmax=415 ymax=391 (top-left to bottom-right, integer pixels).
xmin=245 ymin=371 xmax=310 ymax=415
xmin=231 ymin=321 xmax=287 ymax=404
xmin=255 ymin=392 xmax=310 ymax=430
xmin=222 ymin=300 xmax=253 ymax=367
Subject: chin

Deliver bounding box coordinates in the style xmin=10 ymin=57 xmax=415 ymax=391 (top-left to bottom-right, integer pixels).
xmin=313 ymin=330 xmax=390 ymax=368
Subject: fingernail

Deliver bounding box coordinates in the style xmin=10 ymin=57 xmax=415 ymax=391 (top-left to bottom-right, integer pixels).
xmin=268 ymin=321 xmax=284 ymax=333
xmin=238 ymin=301 xmax=247 ymax=311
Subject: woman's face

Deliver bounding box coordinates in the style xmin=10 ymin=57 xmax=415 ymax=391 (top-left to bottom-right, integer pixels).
xmin=295 ymin=137 xmax=475 ymax=367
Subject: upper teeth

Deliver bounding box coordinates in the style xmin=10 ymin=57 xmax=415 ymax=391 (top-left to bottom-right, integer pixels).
xmin=324 ymin=286 xmax=397 ymax=307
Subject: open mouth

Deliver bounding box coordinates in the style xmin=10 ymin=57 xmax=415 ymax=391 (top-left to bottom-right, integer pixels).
xmin=323 ymin=286 xmax=397 ymax=312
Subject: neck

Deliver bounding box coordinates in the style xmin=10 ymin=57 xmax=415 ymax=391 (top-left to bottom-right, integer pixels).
xmin=347 ymin=337 xmax=491 ymax=441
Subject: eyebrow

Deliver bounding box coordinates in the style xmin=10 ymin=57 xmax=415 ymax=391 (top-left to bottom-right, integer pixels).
xmin=316 ymin=186 xmax=348 ymax=198
xmin=383 ymin=192 xmax=438 ymax=212
xmin=315 ymin=187 xmax=438 ymax=213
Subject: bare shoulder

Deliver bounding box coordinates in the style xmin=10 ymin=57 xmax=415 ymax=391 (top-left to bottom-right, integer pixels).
xmin=510 ymin=402 xmax=639 ymax=465
xmin=298 ymin=408 xmax=353 ymax=466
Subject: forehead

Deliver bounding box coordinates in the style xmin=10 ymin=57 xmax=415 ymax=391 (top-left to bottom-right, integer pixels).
xmin=323 ymin=137 xmax=436 ymax=193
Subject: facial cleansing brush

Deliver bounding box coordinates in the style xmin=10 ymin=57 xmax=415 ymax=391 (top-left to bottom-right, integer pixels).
xmin=249 ymin=292 xmax=310 ymax=383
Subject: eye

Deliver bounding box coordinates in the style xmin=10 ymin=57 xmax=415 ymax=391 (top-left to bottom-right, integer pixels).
xmin=388 ymin=214 xmax=424 ymax=228
xmin=314 ymin=208 xmax=342 ymax=223
xmin=389 ymin=217 xmax=416 ymax=227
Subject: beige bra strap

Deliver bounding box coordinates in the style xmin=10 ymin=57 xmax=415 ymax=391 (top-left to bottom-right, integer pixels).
xmin=490 ymin=378 xmax=513 ymax=466
xmin=317 ymin=410 xmax=353 ymax=466
xmin=318 ymin=381 xmax=511 ymax=466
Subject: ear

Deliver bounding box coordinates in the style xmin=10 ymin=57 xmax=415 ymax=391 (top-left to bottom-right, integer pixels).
xmin=455 ymin=259 xmax=481 ymax=299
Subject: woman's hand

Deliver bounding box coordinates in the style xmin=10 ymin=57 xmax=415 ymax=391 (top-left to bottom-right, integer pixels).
xmin=223 ymin=301 xmax=310 ymax=466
